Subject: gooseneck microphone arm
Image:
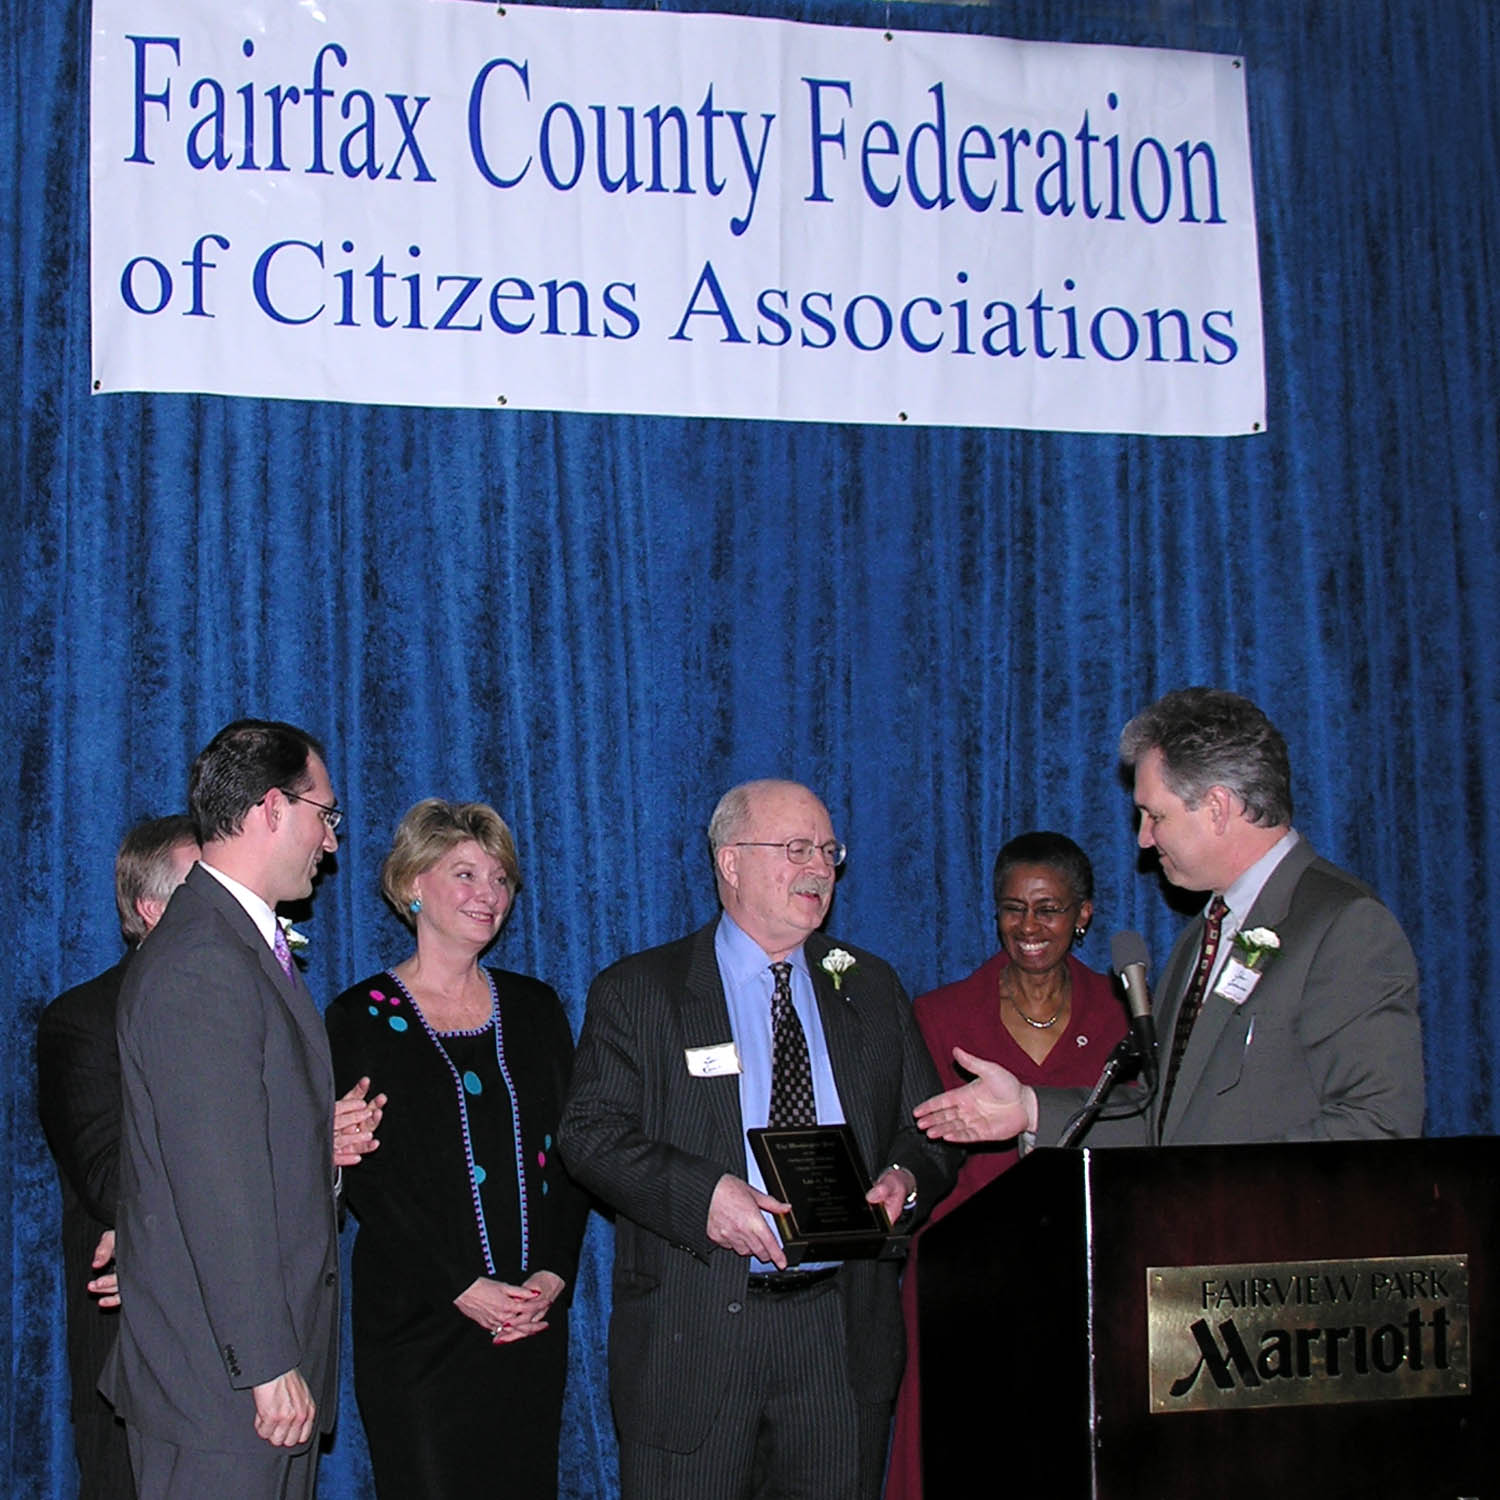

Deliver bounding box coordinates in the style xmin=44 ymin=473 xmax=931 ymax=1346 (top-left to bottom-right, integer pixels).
xmin=1113 ymin=929 xmax=1157 ymax=1089
xmin=1056 ymin=932 xmax=1156 ymax=1147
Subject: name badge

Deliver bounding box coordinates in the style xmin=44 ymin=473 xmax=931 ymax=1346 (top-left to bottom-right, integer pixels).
xmin=686 ymin=1043 xmax=742 ymax=1078
xmin=1214 ymin=958 xmax=1263 ymax=1005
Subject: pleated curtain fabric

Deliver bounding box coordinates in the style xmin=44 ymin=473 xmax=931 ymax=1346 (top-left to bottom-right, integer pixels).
xmin=5 ymin=0 xmax=1500 ymax=1496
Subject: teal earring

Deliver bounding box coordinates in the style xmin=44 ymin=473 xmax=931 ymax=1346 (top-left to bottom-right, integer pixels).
xmin=409 ymin=898 xmax=422 ymax=915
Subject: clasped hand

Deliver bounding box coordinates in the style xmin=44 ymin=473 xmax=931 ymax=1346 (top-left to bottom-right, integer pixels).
xmin=333 ymin=1076 xmax=387 ymax=1168
xmin=454 ymin=1271 xmax=565 ymax=1344
xmin=86 ymin=1228 xmax=120 ymax=1308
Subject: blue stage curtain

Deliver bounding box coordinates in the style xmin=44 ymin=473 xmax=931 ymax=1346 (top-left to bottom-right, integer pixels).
xmin=4 ymin=0 xmax=1497 ymax=1494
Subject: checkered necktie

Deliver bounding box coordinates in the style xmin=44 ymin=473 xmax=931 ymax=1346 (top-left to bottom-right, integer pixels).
xmin=1157 ymin=895 xmax=1229 ymax=1139
xmin=768 ymin=962 xmax=816 ymax=1128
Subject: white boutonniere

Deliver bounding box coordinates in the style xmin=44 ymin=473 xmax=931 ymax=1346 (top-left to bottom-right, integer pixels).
xmin=278 ymin=916 xmax=310 ymax=964
xmin=821 ymin=948 xmax=857 ymax=991
xmin=1233 ymin=927 xmax=1280 ymax=971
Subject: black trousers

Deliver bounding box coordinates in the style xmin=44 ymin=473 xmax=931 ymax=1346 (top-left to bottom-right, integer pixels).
xmin=619 ymin=1277 xmax=890 ymax=1500
xmin=73 ymin=1395 xmax=135 ymax=1500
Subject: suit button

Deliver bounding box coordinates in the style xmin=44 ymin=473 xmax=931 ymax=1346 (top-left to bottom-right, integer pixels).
xmin=727 ymin=1301 xmax=743 ymax=1315
xmin=324 ymin=1272 xmax=336 ymax=1287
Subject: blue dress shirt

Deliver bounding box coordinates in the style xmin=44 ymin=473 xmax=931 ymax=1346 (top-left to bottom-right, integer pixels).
xmin=715 ymin=912 xmax=846 ymax=1272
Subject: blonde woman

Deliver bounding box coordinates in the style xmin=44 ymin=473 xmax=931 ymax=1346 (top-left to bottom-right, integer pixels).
xmin=327 ymin=800 xmax=585 ymax=1499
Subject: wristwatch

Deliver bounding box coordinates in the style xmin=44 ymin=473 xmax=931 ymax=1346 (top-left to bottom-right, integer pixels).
xmin=884 ymin=1163 xmax=919 ymax=1214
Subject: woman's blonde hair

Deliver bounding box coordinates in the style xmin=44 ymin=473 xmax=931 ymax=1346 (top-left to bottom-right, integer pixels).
xmin=380 ymin=799 xmax=522 ymax=930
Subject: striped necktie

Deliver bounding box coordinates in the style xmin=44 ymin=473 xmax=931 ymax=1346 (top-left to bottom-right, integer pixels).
xmin=1157 ymin=895 xmax=1229 ymax=1139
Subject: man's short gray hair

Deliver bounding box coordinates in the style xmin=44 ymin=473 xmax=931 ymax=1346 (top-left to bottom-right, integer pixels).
xmin=1120 ymin=687 xmax=1293 ymax=828
xmin=707 ymin=779 xmax=808 ymax=852
xmin=115 ymin=814 xmax=198 ymax=945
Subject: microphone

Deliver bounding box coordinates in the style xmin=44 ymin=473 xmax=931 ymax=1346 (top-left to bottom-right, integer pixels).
xmin=1111 ymin=930 xmax=1156 ymax=1085
xmin=1058 ymin=931 xmax=1157 ymax=1146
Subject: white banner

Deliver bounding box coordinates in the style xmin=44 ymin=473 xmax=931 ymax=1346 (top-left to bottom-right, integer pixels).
xmin=90 ymin=0 xmax=1265 ymax=435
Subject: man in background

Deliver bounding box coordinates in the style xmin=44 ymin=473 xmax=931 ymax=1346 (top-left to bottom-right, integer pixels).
xmin=38 ymin=815 xmax=199 ymax=1500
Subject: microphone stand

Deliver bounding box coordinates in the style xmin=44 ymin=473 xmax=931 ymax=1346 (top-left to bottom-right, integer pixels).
xmin=1057 ymin=1031 xmax=1155 ymax=1148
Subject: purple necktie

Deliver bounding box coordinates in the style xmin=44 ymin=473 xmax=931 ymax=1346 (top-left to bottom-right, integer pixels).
xmin=273 ymin=924 xmax=296 ymax=980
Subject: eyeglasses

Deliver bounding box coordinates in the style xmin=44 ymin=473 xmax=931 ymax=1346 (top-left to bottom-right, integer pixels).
xmin=998 ymin=900 xmax=1078 ymax=923
xmin=281 ymin=789 xmax=343 ymax=832
xmin=733 ymin=839 xmax=846 ymax=867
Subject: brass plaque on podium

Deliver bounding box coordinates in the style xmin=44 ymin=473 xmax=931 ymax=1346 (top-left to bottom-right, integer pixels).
xmin=1147 ymin=1254 xmax=1469 ymax=1413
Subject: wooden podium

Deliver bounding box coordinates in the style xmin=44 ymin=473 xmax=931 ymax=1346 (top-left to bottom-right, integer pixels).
xmin=918 ymin=1137 xmax=1497 ymax=1500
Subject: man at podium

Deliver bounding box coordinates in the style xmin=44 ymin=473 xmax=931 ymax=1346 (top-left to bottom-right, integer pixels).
xmin=915 ymin=688 xmax=1424 ymax=1149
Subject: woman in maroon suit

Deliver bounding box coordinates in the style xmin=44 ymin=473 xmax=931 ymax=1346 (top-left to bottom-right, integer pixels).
xmin=884 ymin=832 xmax=1129 ymax=1500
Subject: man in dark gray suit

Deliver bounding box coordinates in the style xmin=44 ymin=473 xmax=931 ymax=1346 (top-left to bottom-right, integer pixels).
xmin=916 ymin=688 xmax=1423 ymax=1147
xmin=100 ymin=720 xmax=346 ymax=1500
xmin=561 ymin=779 xmax=956 ymax=1500
xmin=38 ymin=814 xmax=199 ymax=1500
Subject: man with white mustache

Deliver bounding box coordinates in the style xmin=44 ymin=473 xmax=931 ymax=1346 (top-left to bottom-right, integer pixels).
xmin=562 ymin=779 xmax=956 ymax=1500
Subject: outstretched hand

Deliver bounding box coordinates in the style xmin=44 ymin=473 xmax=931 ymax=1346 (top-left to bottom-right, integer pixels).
xmin=912 ymin=1047 xmax=1037 ymax=1143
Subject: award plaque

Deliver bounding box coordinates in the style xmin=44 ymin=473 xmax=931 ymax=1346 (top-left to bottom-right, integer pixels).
xmin=747 ymin=1124 xmax=905 ymax=1264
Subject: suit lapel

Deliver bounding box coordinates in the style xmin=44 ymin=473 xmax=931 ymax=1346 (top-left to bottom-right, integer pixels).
xmin=1154 ymin=915 xmax=1203 ymax=1040
xmin=188 ymin=866 xmax=333 ymax=1078
xmin=1159 ymin=840 xmax=1314 ymax=1136
xmin=262 ymin=944 xmax=335 ymax=1073
xmin=679 ymin=921 xmax=744 ymax=1157
xmin=806 ymin=935 xmax=878 ymax=1171
xmin=679 ymin=924 xmax=876 ymax=1166
xmin=1238 ymin=838 xmax=1313 ymax=934
xmin=1164 ymin=965 xmax=1238 ymax=1135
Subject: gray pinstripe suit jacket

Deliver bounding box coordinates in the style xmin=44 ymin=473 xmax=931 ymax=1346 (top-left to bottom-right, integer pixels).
xmin=99 ymin=865 xmax=340 ymax=1452
xmin=560 ymin=920 xmax=957 ymax=1453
